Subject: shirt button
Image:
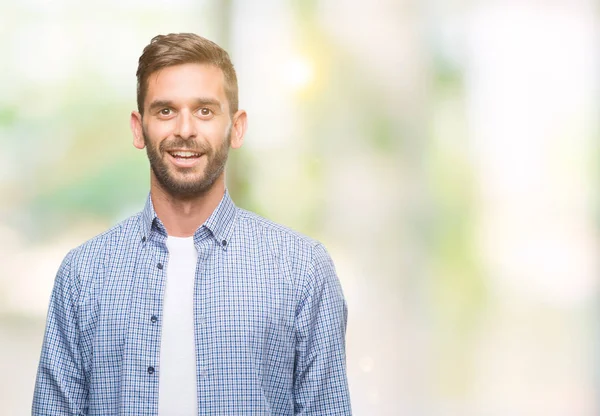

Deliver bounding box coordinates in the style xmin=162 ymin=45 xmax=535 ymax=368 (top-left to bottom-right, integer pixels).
xmin=142 ymin=236 xmax=146 ymax=243
xmin=147 ymin=366 xmax=155 ymax=375
xmin=157 ymin=262 xmax=163 ymax=270
xmin=221 ymin=240 xmax=227 ymax=247
xmin=151 ymin=315 xmax=158 ymax=323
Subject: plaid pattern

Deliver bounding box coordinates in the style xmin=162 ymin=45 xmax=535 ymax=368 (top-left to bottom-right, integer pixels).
xmin=32 ymin=191 xmax=351 ymax=415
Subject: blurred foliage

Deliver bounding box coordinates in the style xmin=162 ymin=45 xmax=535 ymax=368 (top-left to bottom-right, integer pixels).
xmin=2 ymin=1 xmax=597 ymax=415
xmin=0 ymin=106 xmax=18 ymax=126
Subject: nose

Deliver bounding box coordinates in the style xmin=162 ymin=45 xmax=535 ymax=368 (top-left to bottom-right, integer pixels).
xmin=174 ymin=109 xmax=197 ymax=140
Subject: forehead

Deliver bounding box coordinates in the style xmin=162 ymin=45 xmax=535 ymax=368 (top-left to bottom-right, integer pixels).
xmin=145 ymin=63 xmax=227 ymax=107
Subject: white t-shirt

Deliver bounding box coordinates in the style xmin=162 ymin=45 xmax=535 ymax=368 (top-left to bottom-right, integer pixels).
xmin=158 ymin=236 xmax=198 ymax=416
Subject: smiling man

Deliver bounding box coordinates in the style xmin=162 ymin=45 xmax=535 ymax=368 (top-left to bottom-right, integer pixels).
xmin=32 ymin=33 xmax=352 ymax=415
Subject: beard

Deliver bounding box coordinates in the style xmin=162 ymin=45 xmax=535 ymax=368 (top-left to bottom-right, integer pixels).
xmin=143 ymin=125 xmax=231 ymax=199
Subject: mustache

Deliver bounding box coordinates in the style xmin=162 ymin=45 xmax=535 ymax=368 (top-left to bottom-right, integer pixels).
xmin=158 ymin=138 xmax=211 ymax=154
xmin=141 ymin=127 xmax=212 ymax=154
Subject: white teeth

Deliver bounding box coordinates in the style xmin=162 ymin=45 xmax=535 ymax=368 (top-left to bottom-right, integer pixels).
xmin=171 ymin=151 xmax=200 ymax=157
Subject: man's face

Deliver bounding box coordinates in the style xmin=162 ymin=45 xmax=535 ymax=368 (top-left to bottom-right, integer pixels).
xmin=132 ymin=63 xmax=241 ymax=198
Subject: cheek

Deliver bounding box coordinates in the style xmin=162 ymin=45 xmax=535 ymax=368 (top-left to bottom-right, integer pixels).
xmin=203 ymin=121 xmax=231 ymax=139
xmin=149 ymin=123 xmax=173 ymax=138
xmin=192 ymin=127 xmax=221 ymax=148
xmin=145 ymin=124 xmax=172 ymax=145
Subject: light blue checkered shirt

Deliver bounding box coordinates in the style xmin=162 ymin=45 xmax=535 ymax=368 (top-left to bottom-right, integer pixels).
xmin=33 ymin=191 xmax=351 ymax=415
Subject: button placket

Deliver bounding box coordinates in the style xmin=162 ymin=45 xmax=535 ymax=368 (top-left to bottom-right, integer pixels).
xmin=146 ymin=243 xmax=167 ymax=387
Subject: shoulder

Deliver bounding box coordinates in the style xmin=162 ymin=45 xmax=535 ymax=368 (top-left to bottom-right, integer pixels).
xmin=63 ymin=212 xmax=142 ymax=271
xmin=234 ymin=208 xmax=335 ymax=274
xmin=50 ymin=212 xmax=142 ymax=304
xmin=235 ymin=208 xmax=320 ymax=251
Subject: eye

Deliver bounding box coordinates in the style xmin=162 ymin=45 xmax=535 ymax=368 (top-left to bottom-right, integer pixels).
xmin=159 ymin=108 xmax=172 ymax=116
xmin=199 ymin=108 xmax=212 ymax=116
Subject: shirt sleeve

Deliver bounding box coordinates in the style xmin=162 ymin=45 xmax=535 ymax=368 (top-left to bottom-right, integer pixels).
xmin=32 ymin=250 xmax=88 ymax=416
xmin=293 ymin=243 xmax=352 ymax=415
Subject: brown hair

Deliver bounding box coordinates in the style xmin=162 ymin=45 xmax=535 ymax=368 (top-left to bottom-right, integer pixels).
xmin=136 ymin=33 xmax=238 ymax=116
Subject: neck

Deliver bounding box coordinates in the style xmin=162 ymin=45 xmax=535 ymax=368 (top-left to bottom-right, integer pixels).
xmin=150 ymin=175 xmax=226 ymax=237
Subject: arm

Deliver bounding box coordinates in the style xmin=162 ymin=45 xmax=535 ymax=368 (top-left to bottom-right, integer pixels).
xmin=32 ymin=251 xmax=88 ymax=415
xmin=294 ymin=244 xmax=352 ymax=415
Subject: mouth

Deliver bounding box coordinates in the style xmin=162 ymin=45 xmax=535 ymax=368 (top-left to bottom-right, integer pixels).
xmin=166 ymin=150 xmax=205 ymax=168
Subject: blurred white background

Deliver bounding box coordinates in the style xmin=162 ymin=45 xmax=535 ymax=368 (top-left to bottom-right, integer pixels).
xmin=0 ymin=0 xmax=598 ymax=415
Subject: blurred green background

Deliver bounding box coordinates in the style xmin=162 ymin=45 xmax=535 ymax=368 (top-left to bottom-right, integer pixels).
xmin=1 ymin=1 xmax=599 ymax=415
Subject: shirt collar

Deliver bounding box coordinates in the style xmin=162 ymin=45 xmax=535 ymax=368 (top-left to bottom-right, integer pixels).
xmin=140 ymin=190 xmax=238 ymax=249
xmin=140 ymin=194 xmax=159 ymax=242
xmin=201 ymin=190 xmax=237 ymax=249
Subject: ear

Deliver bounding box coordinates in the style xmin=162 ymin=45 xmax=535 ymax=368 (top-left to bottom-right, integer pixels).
xmin=230 ymin=110 xmax=247 ymax=149
xmin=131 ymin=111 xmax=145 ymax=149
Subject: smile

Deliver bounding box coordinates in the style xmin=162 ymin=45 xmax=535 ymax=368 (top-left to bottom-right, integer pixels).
xmin=167 ymin=150 xmax=204 ymax=168
xmin=169 ymin=151 xmax=201 ymax=158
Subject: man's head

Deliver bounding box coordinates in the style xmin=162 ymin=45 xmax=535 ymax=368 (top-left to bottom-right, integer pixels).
xmin=136 ymin=33 xmax=239 ymax=117
xmin=130 ymin=33 xmax=247 ymax=200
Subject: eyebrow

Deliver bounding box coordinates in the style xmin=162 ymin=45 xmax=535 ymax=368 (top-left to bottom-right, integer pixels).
xmin=148 ymin=97 xmax=223 ymax=113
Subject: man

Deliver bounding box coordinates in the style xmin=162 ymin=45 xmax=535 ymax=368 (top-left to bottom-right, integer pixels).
xmin=32 ymin=33 xmax=351 ymax=415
